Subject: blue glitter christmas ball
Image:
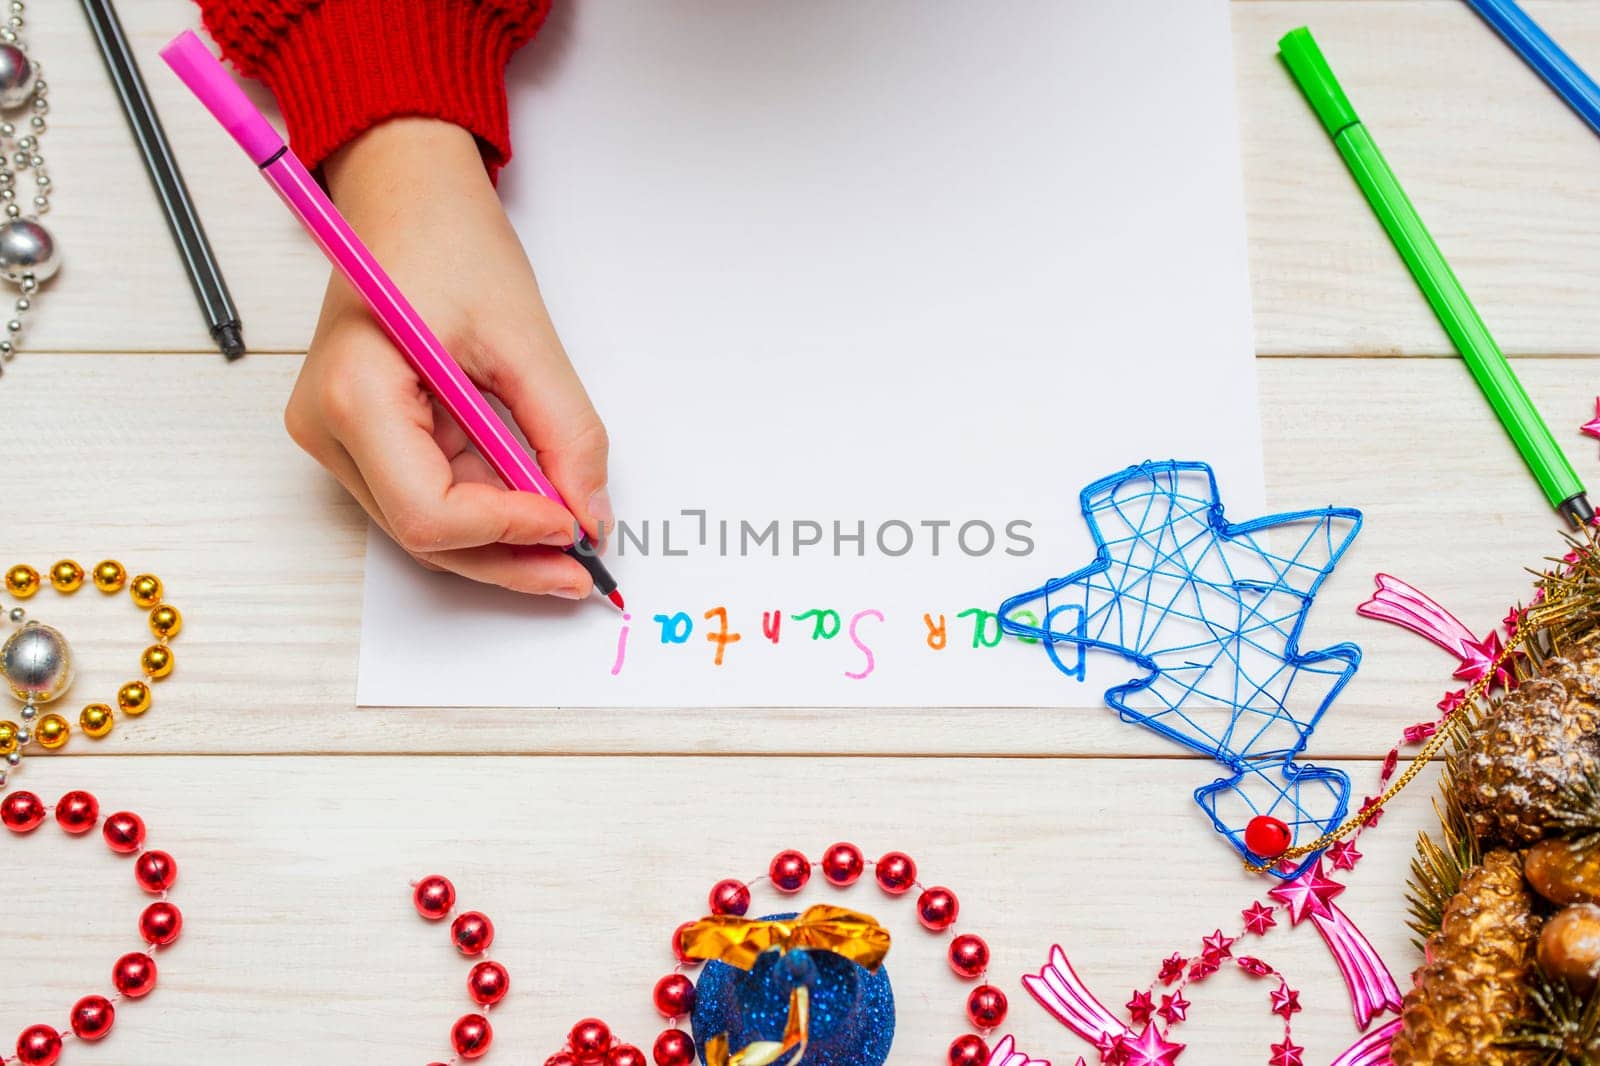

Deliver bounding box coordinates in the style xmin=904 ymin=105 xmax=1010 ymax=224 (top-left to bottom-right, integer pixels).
xmin=689 ymin=916 xmax=894 ymax=1066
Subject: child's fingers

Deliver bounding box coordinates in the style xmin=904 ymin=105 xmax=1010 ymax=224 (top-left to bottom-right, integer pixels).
xmin=413 ymin=543 xmax=594 ymax=599
xmin=483 ymin=342 xmax=612 ymax=543
xmin=318 ymin=336 xmax=578 ymax=553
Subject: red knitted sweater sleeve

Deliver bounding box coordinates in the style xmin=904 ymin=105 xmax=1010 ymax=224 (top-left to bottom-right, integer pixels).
xmin=194 ymin=0 xmax=551 ymax=176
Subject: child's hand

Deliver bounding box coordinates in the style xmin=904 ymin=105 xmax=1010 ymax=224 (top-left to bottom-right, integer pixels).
xmin=285 ymin=118 xmax=611 ymax=598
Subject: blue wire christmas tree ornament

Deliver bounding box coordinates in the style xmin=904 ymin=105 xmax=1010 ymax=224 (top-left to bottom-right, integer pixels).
xmin=1000 ymin=460 xmax=1363 ymax=879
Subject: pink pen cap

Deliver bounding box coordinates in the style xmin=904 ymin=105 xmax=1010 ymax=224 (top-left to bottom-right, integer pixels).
xmin=160 ymin=31 xmax=285 ymax=166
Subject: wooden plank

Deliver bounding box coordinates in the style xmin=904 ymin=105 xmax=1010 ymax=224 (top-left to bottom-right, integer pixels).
xmin=12 ymin=1 xmax=1600 ymax=356
xmin=7 ymin=753 xmax=1436 ymax=1066
xmin=1235 ymin=1 xmax=1600 ymax=354
xmin=0 ymin=351 xmax=1583 ymax=756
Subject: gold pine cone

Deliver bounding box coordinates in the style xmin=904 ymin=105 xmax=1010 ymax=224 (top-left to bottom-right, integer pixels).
xmin=1457 ymin=651 xmax=1600 ymax=846
xmin=1390 ymin=850 xmax=1541 ymax=1066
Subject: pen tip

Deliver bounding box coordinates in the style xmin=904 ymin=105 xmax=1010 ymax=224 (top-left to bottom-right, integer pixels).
xmin=214 ymin=322 xmax=246 ymax=361
xmin=607 ymin=589 xmax=626 ymax=610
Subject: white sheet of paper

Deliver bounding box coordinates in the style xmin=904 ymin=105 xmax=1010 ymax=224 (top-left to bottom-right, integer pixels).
xmin=357 ymin=0 xmax=1264 ymax=708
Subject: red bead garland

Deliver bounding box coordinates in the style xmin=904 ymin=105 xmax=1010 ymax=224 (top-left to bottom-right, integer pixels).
xmin=102 ymin=811 xmax=145 ymax=853
xmin=542 ymin=1017 xmax=646 ymax=1066
xmin=451 ymin=911 xmax=496 ymax=956
xmin=768 ymin=849 xmax=811 ymax=894
xmin=651 ymin=1028 xmax=695 ymax=1066
xmin=54 ymin=791 xmax=98 ymax=835
xmin=707 ymin=878 xmax=750 ymax=917
xmin=570 ymin=1017 xmax=612 ymax=1060
xmin=669 ymin=921 xmax=697 ymax=965
xmin=468 ymin=961 xmax=511 ymax=1007
xmin=966 ymin=984 xmax=1008 ymax=1028
xmin=874 ymin=850 xmax=918 ymax=895
xmin=1 ymin=789 xmax=45 ymax=832
xmin=15 ymin=1024 xmax=60 ymax=1066
xmin=452 ymin=1014 xmax=493 ymax=1060
xmin=652 ymin=973 xmax=696 ymax=1019
xmin=670 ymin=844 xmax=1002 ymax=1058
xmin=134 ymin=850 xmax=177 ymax=893
xmin=67 ymin=996 xmax=113 ymax=1042
xmin=413 ymin=874 xmax=456 ymax=920
xmin=112 ymin=953 xmax=158 ymax=998
xmin=608 ymin=1044 xmax=647 ymax=1066
xmin=948 ymin=933 xmax=991 ymax=979
xmin=139 ymin=901 xmax=183 ymax=947
xmin=948 ymin=1033 xmax=989 ymax=1066
xmin=821 ymin=841 xmax=865 ymax=887
xmin=917 ymin=886 xmax=960 ymax=932
xmin=4 ymin=791 xmax=180 ymax=1066
xmin=413 ymin=875 xmax=510 ymax=1062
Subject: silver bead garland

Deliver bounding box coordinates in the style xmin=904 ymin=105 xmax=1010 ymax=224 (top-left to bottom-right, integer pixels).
xmin=0 ymin=0 xmax=55 ymax=379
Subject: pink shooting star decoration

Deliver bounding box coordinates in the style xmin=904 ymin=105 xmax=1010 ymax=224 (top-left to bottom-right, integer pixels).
xmin=984 ymin=1035 xmax=1070 ymax=1066
xmin=1583 ymin=398 xmax=1600 ymax=446
xmin=1025 ymin=945 xmax=1132 ymax=1054
xmin=1241 ymin=901 xmax=1277 ymax=935
xmin=1121 ymin=1024 xmax=1185 ymax=1066
xmin=1023 ymin=861 xmax=1401 ymax=1064
xmin=1329 ymin=1018 xmax=1402 ymax=1066
xmin=1267 ymin=859 xmax=1403 ymax=1028
xmin=1357 ymin=574 xmax=1514 ymax=690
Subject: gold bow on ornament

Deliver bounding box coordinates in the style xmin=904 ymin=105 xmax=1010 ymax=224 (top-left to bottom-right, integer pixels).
xmin=676 ymin=904 xmax=892 ymax=973
xmin=679 ymin=906 xmax=892 ymax=1066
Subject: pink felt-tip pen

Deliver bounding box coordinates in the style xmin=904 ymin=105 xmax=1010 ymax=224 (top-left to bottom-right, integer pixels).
xmin=161 ymin=31 xmax=623 ymax=609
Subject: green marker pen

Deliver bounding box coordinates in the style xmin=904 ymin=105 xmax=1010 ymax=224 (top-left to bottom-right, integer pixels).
xmin=1279 ymin=26 xmax=1593 ymax=529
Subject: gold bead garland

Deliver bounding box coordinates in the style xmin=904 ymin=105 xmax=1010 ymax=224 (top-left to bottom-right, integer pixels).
xmin=0 ymin=560 xmax=182 ymax=785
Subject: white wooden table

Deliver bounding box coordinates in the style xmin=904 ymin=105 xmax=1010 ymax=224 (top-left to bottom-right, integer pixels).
xmin=7 ymin=2 xmax=1599 ymax=1063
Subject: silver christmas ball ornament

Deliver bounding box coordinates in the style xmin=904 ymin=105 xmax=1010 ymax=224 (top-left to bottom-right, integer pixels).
xmin=0 ymin=44 xmax=30 ymax=111
xmin=0 ymin=620 xmax=72 ymax=702
xmin=0 ymin=217 xmax=54 ymax=282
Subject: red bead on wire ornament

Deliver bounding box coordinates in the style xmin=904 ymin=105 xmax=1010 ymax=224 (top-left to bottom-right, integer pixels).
xmin=1244 ymin=814 xmax=1293 ymax=860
